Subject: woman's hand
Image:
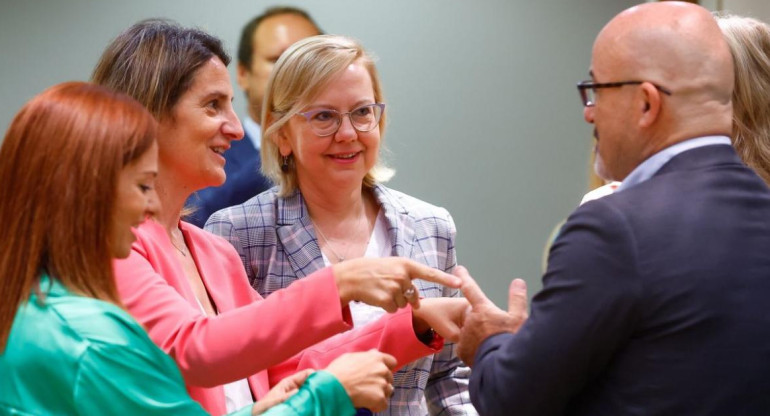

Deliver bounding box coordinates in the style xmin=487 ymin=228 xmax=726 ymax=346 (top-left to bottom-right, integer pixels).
xmin=411 ymin=297 xmax=470 ymax=343
xmin=251 ymin=369 xmax=314 ymax=415
xmin=324 ymin=350 xmax=397 ymax=413
xmin=332 ymin=257 xmax=462 ymax=312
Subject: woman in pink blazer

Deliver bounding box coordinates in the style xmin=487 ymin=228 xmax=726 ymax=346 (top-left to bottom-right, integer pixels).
xmin=92 ymin=19 xmax=466 ymax=416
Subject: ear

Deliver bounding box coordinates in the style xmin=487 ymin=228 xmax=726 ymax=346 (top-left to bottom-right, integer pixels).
xmin=274 ymin=125 xmax=294 ymax=157
xmin=236 ymin=63 xmax=250 ymax=91
xmin=638 ymin=82 xmax=662 ymax=128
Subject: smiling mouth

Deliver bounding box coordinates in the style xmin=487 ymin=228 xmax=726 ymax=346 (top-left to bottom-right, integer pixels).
xmin=211 ymin=146 xmax=226 ymax=155
xmin=330 ymin=152 xmax=359 ymax=160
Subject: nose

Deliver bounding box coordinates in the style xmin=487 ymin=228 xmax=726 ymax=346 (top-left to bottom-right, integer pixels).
xmin=145 ymin=188 xmax=161 ymax=218
xmin=333 ymin=114 xmax=357 ymax=142
xmin=222 ymin=108 xmax=244 ymax=141
xmin=583 ymin=106 xmax=595 ymax=124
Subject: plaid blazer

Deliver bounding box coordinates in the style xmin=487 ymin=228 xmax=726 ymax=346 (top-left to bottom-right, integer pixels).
xmin=206 ymin=184 xmax=477 ymax=415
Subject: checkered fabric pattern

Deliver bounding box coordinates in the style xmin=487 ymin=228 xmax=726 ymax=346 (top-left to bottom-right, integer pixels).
xmin=206 ymin=185 xmax=477 ymax=415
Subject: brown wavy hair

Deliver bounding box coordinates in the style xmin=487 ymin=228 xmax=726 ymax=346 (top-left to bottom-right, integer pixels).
xmin=91 ymin=18 xmax=230 ymax=120
xmin=0 ymin=82 xmax=157 ymax=351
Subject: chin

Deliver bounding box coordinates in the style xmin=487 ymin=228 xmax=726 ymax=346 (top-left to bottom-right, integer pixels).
xmin=211 ymin=169 xmax=227 ymax=186
xmin=111 ymin=244 xmax=131 ymax=259
xmin=593 ymin=154 xmax=614 ymax=182
xmin=198 ymin=171 xmax=227 ymax=190
xmin=110 ymin=232 xmax=136 ymax=259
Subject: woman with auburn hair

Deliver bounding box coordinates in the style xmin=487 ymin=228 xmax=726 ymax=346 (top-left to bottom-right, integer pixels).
xmin=92 ymin=19 xmax=467 ymax=416
xmin=716 ymin=14 xmax=770 ymax=185
xmin=0 ymin=81 xmax=389 ymax=416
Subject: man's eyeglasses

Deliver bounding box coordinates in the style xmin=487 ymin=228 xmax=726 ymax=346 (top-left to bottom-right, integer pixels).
xmin=577 ymin=80 xmax=672 ymax=107
xmin=297 ymin=103 xmax=385 ymax=137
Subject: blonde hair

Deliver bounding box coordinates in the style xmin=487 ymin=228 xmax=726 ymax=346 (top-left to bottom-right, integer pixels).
xmin=261 ymin=34 xmax=393 ymax=196
xmin=716 ymin=14 xmax=770 ymax=185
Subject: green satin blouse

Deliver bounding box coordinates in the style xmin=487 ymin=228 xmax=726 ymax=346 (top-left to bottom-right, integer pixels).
xmin=0 ymin=275 xmax=354 ymax=416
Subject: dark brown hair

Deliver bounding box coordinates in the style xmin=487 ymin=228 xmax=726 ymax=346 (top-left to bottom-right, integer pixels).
xmin=237 ymin=6 xmax=321 ymax=69
xmin=0 ymin=82 xmax=157 ymax=351
xmin=91 ymin=18 xmax=230 ymax=119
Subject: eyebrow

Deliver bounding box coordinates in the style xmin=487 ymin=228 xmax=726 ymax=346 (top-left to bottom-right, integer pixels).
xmin=304 ymin=100 xmax=375 ymax=111
xmin=200 ymin=90 xmax=230 ymax=102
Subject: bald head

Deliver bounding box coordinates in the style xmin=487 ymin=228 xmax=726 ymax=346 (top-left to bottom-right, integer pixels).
xmin=595 ymin=2 xmax=733 ymax=121
xmin=585 ymin=2 xmax=735 ymax=181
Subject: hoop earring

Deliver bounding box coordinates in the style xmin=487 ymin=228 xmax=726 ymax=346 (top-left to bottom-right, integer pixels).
xmin=281 ymin=155 xmax=290 ymax=173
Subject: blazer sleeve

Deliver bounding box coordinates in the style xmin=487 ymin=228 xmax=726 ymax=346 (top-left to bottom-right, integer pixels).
xmin=469 ymin=200 xmax=643 ymax=416
xmin=115 ymin=225 xmax=442 ymax=389
xmin=267 ymin=305 xmax=443 ymax=386
xmin=114 ymin=237 xmax=354 ymax=387
xmin=74 ymin=342 xmax=252 ymax=416
xmin=262 ymin=371 xmax=354 ymax=416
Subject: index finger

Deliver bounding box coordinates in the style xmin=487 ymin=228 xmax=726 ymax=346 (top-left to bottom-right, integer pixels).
xmin=407 ymin=261 xmax=462 ymax=288
xmin=454 ymin=265 xmax=491 ymax=307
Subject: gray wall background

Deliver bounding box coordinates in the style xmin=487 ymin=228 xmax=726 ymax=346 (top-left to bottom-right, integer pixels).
xmin=2 ymin=0 xmax=655 ymax=307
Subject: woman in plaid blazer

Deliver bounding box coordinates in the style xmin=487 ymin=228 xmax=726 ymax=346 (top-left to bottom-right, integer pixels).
xmin=206 ymin=34 xmax=476 ymax=416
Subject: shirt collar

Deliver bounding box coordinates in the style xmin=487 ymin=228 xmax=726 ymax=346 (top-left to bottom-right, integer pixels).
xmin=242 ymin=116 xmax=262 ymax=151
xmin=617 ymin=135 xmax=731 ymax=192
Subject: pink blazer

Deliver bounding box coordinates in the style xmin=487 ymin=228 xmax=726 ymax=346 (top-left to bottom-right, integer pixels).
xmin=114 ymin=220 xmax=440 ymax=416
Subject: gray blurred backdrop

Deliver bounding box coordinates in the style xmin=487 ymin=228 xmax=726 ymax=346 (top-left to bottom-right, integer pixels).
xmin=2 ymin=0 xmax=768 ymax=307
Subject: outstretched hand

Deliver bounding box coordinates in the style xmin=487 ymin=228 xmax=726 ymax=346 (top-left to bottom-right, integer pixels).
xmin=456 ymin=265 xmax=529 ymax=366
xmin=411 ymin=297 xmax=470 ymax=343
xmin=332 ymin=257 xmax=462 ymax=313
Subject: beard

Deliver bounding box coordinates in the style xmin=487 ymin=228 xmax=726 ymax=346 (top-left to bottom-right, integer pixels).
xmin=592 ymin=132 xmax=613 ymax=181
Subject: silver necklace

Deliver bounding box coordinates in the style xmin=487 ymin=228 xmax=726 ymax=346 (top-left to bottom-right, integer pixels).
xmin=170 ymin=229 xmax=189 ymax=257
xmin=314 ymin=214 xmax=368 ymax=263
xmin=314 ymin=225 xmax=348 ymax=263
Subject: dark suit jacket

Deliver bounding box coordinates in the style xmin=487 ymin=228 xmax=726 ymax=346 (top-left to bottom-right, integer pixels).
xmin=471 ymin=145 xmax=770 ymax=416
xmin=186 ymin=130 xmax=272 ymax=227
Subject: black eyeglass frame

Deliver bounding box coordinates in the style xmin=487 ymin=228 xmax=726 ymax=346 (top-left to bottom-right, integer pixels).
xmin=577 ymin=80 xmax=672 ymax=107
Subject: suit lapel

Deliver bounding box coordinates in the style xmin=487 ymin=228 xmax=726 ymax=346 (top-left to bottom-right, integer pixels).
xmin=178 ymin=222 xmax=234 ymax=312
xmin=275 ymin=190 xmax=326 ymax=278
xmin=373 ymin=185 xmax=416 ymax=259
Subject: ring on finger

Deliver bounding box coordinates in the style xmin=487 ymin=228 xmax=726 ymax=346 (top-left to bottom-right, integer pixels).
xmin=403 ymin=286 xmax=416 ymax=298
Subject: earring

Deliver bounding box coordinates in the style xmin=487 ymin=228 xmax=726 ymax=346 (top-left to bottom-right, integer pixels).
xmin=281 ymin=155 xmax=290 ymax=173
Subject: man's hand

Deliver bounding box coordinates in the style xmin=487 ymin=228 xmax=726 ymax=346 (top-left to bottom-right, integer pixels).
xmin=455 ymin=266 xmax=529 ymax=366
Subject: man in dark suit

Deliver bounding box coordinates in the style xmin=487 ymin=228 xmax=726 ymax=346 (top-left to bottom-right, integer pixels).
xmin=456 ymin=2 xmax=770 ymax=415
xmin=186 ymin=7 xmax=321 ymax=227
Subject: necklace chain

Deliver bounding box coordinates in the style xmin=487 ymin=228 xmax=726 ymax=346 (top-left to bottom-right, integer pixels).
xmin=314 ymin=225 xmax=347 ymax=262
xmin=314 ymin=213 xmax=369 ymax=263
xmin=170 ymin=229 xmax=189 ymax=257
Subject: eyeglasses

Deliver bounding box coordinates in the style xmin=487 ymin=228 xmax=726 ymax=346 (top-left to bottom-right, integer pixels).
xmin=297 ymin=103 xmax=385 ymax=137
xmin=577 ymin=80 xmax=672 ymax=107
